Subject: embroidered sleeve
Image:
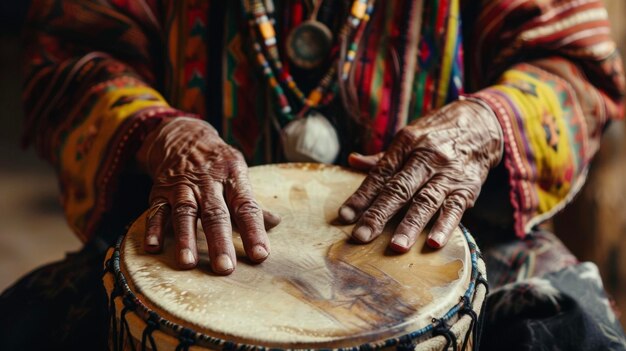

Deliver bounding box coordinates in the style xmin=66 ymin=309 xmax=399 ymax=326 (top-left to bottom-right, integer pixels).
xmin=463 ymin=0 xmax=625 ymax=236
xmin=22 ymin=0 xmax=189 ymax=242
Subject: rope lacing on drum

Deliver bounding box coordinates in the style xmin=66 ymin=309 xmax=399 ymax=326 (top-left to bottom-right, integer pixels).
xmin=119 ymin=296 xmax=138 ymax=351
xmin=477 ymin=274 xmax=489 ymax=295
xmin=473 ymin=273 xmax=489 ymax=350
xmin=108 ymin=284 xmax=122 ymax=350
xmin=459 ymin=295 xmax=477 ymax=351
xmin=141 ymin=311 xmax=160 ymax=351
xmin=432 ymin=318 xmax=457 ymax=350
xmin=222 ymin=341 xmax=239 ymax=351
xmin=104 ymin=258 xmax=117 ymax=346
xmin=103 ymin=258 xmax=114 ymax=278
xmin=175 ymin=327 xmax=196 ymax=351
xmin=395 ymin=335 xmax=418 ymax=351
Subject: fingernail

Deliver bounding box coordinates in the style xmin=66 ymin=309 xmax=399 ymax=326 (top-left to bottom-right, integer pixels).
xmin=214 ymin=254 xmax=234 ymax=273
xmin=180 ymin=248 xmax=195 ymax=265
xmin=251 ymin=245 xmax=269 ymax=261
xmin=391 ymin=234 xmax=409 ymax=249
xmin=353 ymin=226 xmax=372 ymax=242
xmin=339 ymin=206 xmax=356 ymax=222
xmin=428 ymin=232 xmax=446 ymax=248
xmin=146 ymin=235 xmax=159 ymax=246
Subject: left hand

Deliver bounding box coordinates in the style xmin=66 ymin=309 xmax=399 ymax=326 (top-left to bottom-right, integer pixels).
xmin=338 ymin=99 xmax=503 ymax=252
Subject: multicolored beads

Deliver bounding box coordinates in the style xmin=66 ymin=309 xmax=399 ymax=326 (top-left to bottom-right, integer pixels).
xmin=243 ymin=0 xmax=375 ymax=122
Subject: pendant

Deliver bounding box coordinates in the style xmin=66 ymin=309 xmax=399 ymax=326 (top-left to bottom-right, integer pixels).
xmin=282 ymin=111 xmax=340 ymax=164
xmin=286 ymin=20 xmax=333 ymax=70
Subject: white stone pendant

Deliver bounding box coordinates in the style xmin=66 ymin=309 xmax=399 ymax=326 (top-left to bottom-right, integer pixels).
xmin=282 ymin=111 xmax=340 ymax=164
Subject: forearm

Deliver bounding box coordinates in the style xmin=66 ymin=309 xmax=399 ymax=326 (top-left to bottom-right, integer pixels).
xmin=21 ymin=0 xmax=184 ymax=241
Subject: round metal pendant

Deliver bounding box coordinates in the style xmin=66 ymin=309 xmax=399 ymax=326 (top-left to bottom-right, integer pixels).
xmin=286 ymin=20 xmax=333 ymax=70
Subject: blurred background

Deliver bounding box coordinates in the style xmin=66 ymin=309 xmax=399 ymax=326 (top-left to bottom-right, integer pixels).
xmin=1 ymin=0 xmax=626 ymax=324
xmin=0 ymin=1 xmax=82 ymax=292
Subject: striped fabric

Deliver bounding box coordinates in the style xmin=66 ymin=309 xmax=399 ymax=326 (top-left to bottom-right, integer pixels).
xmin=466 ymin=0 xmax=625 ymax=236
xmin=22 ymin=0 xmax=624 ymax=241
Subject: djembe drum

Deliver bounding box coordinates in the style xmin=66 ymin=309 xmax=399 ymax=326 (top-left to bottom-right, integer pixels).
xmin=103 ymin=164 xmax=488 ymax=351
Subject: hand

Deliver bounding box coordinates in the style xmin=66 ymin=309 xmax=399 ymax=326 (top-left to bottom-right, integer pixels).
xmin=339 ymin=100 xmax=503 ymax=252
xmin=138 ymin=117 xmax=280 ymax=275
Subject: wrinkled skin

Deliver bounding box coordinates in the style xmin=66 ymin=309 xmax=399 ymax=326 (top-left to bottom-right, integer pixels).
xmin=338 ymin=100 xmax=503 ymax=252
xmin=138 ymin=117 xmax=280 ymax=275
xmin=139 ymin=99 xmax=502 ymax=275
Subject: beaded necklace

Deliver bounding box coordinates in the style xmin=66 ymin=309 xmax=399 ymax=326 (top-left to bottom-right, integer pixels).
xmin=243 ymin=0 xmax=375 ymax=121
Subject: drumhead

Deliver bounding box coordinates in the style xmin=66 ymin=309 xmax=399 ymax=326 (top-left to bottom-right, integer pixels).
xmin=120 ymin=164 xmax=472 ymax=349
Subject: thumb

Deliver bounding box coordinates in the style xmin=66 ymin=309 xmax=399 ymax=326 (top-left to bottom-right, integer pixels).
xmin=348 ymin=152 xmax=384 ymax=172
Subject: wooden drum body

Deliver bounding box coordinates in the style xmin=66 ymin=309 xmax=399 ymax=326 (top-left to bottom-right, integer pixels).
xmin=103 ymin=164 xmax=487 ymax=351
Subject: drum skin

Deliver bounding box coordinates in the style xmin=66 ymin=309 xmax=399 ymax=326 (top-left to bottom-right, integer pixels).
xmin=104 ymin=164 xmax=487 ymax=351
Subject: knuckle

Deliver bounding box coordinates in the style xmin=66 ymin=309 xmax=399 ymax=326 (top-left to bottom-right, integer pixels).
xmin=413 ymin=141 xmax=458 ymax=167
xmin=385 ymin=175 xmax=415 ymax=202
xmin=432 ymin=147 xmax=457 ymax=165
xmin=443 ymin=197 xmax=466 ymax=217
xmin=356 ymin=170 xmax=392 ymax=201
xmin=145 ymin=222 xmax=162 ymax=234
xmin=402 ymin=212 xmax=428 ymax=231
xmin=344 ymin=191 xmax=370 ymax=210
xmin=446 ymin=195 xmax=464 ymax=208
xmin=148 ymin=206 xmax=170 ymax=221
xmin=453 ymin=187 xmax=478 ymax=208
xmin=155 ymin=205 xmax=170 ymax=215
xmin=360 ymin=207 xmax=388 ymax=230
xmin=233 ymin=199 xmax=262 ymax=218
xmin=412 ymin=191 xmax=440 ymax=213
xmin=173 ymin=202 xmax=198 ymax=217
xmin=209 ymin=236 xmax=232 ymax=249
xmin=397 ymin=127 xmax=419 ymax=144
xmin=201 ymin=205 xmax=230 ymax=224
xmin=368 ymin=166 xmax=393 ymax=183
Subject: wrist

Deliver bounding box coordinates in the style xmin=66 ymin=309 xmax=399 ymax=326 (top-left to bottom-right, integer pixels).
xmin=138 ymin=117 xmax=220 ymax=177
xmin=459 ymin=96 xmax=504 ymax=167
xmin=136 ymin=116 xmax=177 ymax=174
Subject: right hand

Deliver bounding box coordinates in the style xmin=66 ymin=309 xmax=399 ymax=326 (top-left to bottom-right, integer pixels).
xmin=138 ymin=117 xmax=280 ymax=275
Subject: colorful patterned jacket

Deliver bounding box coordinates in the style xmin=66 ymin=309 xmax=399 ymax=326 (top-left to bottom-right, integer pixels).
xmin=22 ymin=0 xmax=625 ymax=242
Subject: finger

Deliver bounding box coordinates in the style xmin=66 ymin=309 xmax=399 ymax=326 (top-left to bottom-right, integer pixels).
xmin=338 ymin=134 xmax=413 ymax=223
xmin=427 ymin=193 xmax=467 ymax=248
xmin=225 ymin=173 xmax=270 ymax=263
xmin=351 ymin=157 xmax=431 ymax=243
xmin=231 ymin=209 xmax=281 ymax=232
xmin=197 ymin=182 xmax=236 ymax=275
xmin=171 ymin=185 xmax=199 ymax=269
xmin=348 ymin=152 xmax=384 ymax=172
xmin=390 ymin=181 xmax=447 ymax=253
xmin=144 ymin=200 xmax=170 ymax=253
xmin=263 ymin=210 xmax=281 ymax=230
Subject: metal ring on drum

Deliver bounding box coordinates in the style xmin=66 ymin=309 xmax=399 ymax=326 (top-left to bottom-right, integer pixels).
xmin=103 ymin=163 xmax=488 ymax=351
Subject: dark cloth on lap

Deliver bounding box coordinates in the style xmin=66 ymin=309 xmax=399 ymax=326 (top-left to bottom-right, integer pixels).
xmin=0 ymin=247 xmax=108 ymax=351
xmin=482 ymin=231 xmax=626 ymax=350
